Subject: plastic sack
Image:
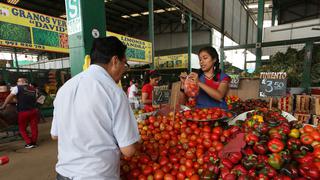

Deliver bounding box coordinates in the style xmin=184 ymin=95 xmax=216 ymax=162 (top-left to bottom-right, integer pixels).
xmin=184 ymin=76 xmax=199 ymax=97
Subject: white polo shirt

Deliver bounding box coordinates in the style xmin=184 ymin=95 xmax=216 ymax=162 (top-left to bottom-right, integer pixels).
xmin=51 ymin=65 xmax=140 ymax=180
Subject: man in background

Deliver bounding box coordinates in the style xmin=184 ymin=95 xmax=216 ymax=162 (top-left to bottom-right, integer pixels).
xmin=1 ymin=77 xmax=39 ymax=148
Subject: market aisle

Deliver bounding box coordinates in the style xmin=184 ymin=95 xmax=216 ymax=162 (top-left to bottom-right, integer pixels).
xmin=0 ymin=120 xmax=57 ymax=180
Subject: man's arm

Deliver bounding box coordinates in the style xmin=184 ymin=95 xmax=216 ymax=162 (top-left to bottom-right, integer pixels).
xmin=51 ymin=135 xmax=58 ymax=140
xmin=120 ymin=142 xmax=140 ymax=157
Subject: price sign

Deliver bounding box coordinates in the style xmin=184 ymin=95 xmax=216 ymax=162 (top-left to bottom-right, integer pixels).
xmin=229 ymin=74 xmax=240 ymax=89
xmin=152 ymin=85 xmax=171 ymax=105
xmin=259 ymin=72 xmax=287 ymax=97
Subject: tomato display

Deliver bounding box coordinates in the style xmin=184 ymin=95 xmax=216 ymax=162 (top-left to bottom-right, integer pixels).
xmin=121 ymin=107 xmax=320 ymax=179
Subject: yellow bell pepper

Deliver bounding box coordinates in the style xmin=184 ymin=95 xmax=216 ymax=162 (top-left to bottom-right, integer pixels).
xmin=289 ymin=129 xmax=300 ymax=139
xmin=253 ymin=115 xmax=264 ymax=123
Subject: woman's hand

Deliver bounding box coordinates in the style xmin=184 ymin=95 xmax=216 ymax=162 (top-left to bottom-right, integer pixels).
xmin=189 ymin=72 xmax=199 ymax=84
xmin=179 ymin=72 xmax=187 ymax=84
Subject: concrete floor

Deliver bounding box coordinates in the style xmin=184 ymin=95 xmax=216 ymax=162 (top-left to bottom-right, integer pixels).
xmin=0 ymin=120 xmax=57 ymax=180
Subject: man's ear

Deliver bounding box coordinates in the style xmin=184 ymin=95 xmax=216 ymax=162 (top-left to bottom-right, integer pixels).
xmin=110 ymin=56 xmax=118 ymax=66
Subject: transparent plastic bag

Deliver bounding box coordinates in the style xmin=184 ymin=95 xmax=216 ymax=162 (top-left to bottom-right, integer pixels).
xmin=184 ymin=76 xmax=199 ymax=97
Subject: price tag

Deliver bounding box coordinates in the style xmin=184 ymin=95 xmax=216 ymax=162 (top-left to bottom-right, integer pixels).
xmin=259 ymin=72 xmax=287 ymax=97
xmin=152 ymin=85 xmax=171 ymax=105
xmin=229 ymin=74 xmax=240 ymax=89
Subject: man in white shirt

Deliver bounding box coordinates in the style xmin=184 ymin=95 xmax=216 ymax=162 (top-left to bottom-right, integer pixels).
xmin=51 ymin=37 xmax=140 ymax=180
xmin=128 ymin=80 xmax=139 ymax=109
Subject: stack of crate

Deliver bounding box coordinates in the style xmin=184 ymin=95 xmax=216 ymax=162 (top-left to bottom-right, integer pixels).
xmin=311 ymin=95 xmax=320 ymax=126
xmin=278 ymin=96 xmax=293 ymax=113
xmin=294 ymin=95 xmax=311 ymax=124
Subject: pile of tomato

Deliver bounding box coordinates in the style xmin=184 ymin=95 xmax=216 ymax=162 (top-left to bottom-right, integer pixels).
xmin=182 ymin=108 xmax=234 ymax=121
xmin=121 ymin=107 xmax=320 ymax=179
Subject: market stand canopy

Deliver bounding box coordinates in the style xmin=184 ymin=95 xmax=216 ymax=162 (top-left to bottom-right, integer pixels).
xmin=0 ymin=3 xmax=68 ymax=53
xmin=0 ymin=2 xmax=153 ymax=64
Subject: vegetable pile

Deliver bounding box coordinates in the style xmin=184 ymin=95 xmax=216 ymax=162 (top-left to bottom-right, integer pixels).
xmin=121 ymin=107 xmax=320 ymax=179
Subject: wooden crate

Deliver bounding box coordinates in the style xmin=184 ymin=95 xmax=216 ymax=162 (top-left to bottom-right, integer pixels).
xmin=311 ymin=95 xmax=320 ymax=115
xmin=278 ymin=96 xmax=293 ymax=113
xmin=311 ymin=115 xmax=320 ymax=126
xmin=294 ymin=113 xmax=311 ymax=124
xmin=295 ymin=95 xmax=311 ymax=114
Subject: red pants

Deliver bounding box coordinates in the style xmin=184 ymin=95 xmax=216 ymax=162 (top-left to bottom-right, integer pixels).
xmin=18 ymin=109 xmax=39 ymax=145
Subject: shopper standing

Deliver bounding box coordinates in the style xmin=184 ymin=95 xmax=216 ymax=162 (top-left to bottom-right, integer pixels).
xmin=1 ymin=77 xmax=39 ymax=148
xmin=51 ymin=37 xmax=140 ymax=180
xmin=128 ymin=79 xmax=139 ymax=109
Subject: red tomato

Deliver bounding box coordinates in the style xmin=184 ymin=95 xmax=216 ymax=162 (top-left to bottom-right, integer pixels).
xmin=154 ymin=169 xmax=165 ymax=180
xmin=203 ymin=126 xmax=211 ymax=133
xmin=185 ymin=150 xmax=195 ymax=159
xmin=179 ymin=164 xmax=187 ymax=172
xmin=164 ymin=174 xmax=176 ymax=180
xmin=223 ymin=130 xmax=231 ymax=137
xmin=176 ymin=172 xmax=186 ymax=180
xmin=190 ymin=174 xmax=200 ymax=180
xmin=138 ymin=175 xmax=147 ymax=180
xmin=311 ymin=131 xmax=320 ymax=141
xmin=185 ymin=159 xmax=193 ymax=168
xmin=143 ymin=166 xmax=153 ymax=175
xmin=185 ymin=168 xmax=195 ymax=177
xmin=213 ymin=127 xmax=223 ymax=135
xmin=159 ymin=157 xmax=169 ymax=166
xmin=203 ymin=138 xmax=212 ymax=148
xmin=211 ymin=133 xmax=220 ymax=141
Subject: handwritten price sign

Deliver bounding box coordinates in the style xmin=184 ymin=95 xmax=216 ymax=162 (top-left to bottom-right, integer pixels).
xmin=259 ymin=72 xmax=287 ymax=98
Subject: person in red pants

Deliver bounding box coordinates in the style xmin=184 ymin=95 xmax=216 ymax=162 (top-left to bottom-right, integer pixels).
xmin=1 ymin=77 xmax=39 ymax=148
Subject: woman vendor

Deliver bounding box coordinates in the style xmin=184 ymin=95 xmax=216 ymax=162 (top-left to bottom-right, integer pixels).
xmin=180 ymin=46 xmax=231 ymax=109
xmin=141 ymin=70 xmax=161 ymax=111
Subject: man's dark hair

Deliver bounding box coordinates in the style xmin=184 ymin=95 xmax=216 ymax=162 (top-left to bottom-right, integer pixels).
xmin=90 ymin=36 xmax=127 ymax=64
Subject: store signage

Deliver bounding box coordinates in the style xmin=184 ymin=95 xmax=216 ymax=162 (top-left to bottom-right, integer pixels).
xmin=155 ymin=54 xmax=188 ymax=69
xmin=0 ymin=3 xmax=152 ymax=63
xmin=259 ymin=72 xmax=287 ymax=97
xmin=229 ymin=74 xmax=240 ymax=89
xmin=0 ymin=3 xmax=68 ymax=53
xmin=66 ymin=0 xmax=82 ymax=35
xmin=152 ymin=85 xmax=171 ymax=106
xmin=107 ymin=31 xmax=152 ymax=63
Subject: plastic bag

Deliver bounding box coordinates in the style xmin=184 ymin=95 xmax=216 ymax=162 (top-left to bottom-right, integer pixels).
xmin=184 ymin=76 xmax=199 ymax=97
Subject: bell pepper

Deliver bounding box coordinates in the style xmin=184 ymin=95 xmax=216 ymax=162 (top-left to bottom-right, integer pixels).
xmin=268 ymin=153 xmax=283 ymax=170
xmin=241 ymin=154 xmax=258 ymax=170
xmin=253 ymin=143 xmax=267 ymax=155
xmin=253 ymin=115 xmax=264 ymax=123
xmin=289 ymin=129 xmax=300 ymax=138
xmin=267 ymin=139 xmax=284 ymax=153
xmin=256 ymin=155 xmax=268 ymax=170
xmin=221 ymin=158 xmax=233 ymax=169
xmin=314 ymin=147 xmax=320 ymax=159
xmin=300 ymin=134 xmax=314 ymax=145
xmin=299 ymin=163 xmax=320 ymax=179
xmin=246 ymin=119 xmax=256 ymax=128
xmin=280 ymin=164 xmax=299 ymax=178
xmin=294 ymin=152 xmax=314 ymax=164
xmin=231 ymin=165 xmax=248 ymax=176
xmin=300 ymin=145 xmax=314 ymax=152
xmin=248 ymin=168 xmax=256 ymax=177
xmin=229 ymin=152 xmax=242 ymax=164
xmin=245 ymin=133 xmax=259 ymax=145
xmin=287 ymin=138 xmax=301 ymax=151
xmin=279 ymin=150 xmax=292 ymax=164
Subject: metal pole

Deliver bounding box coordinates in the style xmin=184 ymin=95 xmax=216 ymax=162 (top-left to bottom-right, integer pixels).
xmin=244 ymin=11 xmax=249 ymax=72
xmin=148 ymin=0 xmax=155 ymax=70
xmin=271 ymin=6 xmax=276 ymax=26
xmin=301 ymin=41 xmax=313 ymax=89
xmin=220 ymin=0 xmax=225 ymax=72
xmin=188 ymin=12 xmax=192 ymax=72
xmin=255 ymin=0 xmax=264 ymax=71
xmin=14 ymin=48 xmax=19 ymax=72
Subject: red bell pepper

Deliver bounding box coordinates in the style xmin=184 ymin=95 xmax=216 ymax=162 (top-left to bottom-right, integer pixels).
xmin=245 ymin=133 xmax=259 ymax=145
xmin=267 ymin=139 xmax=284 ymax=153
xmin=229 ymin=152 xmax=242 ymax=164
